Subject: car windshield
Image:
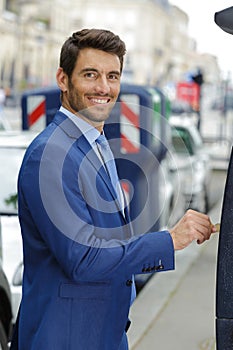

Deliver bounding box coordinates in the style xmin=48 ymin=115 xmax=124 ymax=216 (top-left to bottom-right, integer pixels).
xmin=0 ymin=147 xmax=25 ymax=214
xmin=171 ymin=100 xmax=194 ymax=115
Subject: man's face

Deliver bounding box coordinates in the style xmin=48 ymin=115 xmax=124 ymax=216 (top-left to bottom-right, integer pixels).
xmin=57 ymin=48 xmax=121 ymax=130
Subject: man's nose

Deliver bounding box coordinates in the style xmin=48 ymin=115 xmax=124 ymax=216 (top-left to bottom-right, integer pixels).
xmin=95 ymin=76 xmax=111 ymax=94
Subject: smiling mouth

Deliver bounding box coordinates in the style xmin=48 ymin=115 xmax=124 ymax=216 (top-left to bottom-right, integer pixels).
xmin=89 ymin=97 xmax=111 ymax=104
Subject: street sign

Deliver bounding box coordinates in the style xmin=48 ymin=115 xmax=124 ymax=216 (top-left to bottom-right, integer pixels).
xmin=176 ymin=81 xmax=200 ymax=111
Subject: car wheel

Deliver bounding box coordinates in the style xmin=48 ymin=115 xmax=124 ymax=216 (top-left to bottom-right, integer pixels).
xmin=0 ymin=320 xmax=8 ymax=350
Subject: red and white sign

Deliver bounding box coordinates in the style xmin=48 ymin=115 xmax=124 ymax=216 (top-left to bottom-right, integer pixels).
xmin=120 ymin=94 xmax=140 ymax=154
xmin=27 ymin=95 xmax=46 ymax=131
xmin=176 ymin=82 xmax=200 ymax=110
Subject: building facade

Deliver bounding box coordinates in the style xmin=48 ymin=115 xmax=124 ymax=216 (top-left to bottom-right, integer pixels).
xmin=0 ymin=0 xmax=222 ymax=92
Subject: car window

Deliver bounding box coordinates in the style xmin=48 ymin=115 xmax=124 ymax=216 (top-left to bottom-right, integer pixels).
xmin=171 ymin=127 xmax=194 ymax=155
xmin=0 ymin=147 xmax=25 ymax=214
xmin=171 ymin=125 xmax=203 ymax=156
xmin=171 ymin=100 xmax=194 ymax=115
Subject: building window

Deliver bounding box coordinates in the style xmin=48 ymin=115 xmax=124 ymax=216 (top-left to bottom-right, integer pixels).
xmin=5 ymin=0 xmax=17 ymax=13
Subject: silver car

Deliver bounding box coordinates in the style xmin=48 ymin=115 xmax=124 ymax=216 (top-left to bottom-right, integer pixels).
xmin=169 ymin=117 xmax=212 ymax=213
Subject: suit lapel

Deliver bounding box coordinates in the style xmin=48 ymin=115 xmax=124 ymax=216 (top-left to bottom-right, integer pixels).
xmin=77 ymin=136 xmax=127 ymax=222
xmin=53 ymin=112 xmax=128 ymax=222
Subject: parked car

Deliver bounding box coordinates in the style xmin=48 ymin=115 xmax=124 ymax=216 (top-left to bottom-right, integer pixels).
xmin=169 ymin=116 xmax=212 ymax=213
xmin=159 ymin=153 xmax=186 ymax=228
xmin=134 ymin=128 xmax=186 ymax=292
xmin=170 ymin=99 xmax=198 ymax=126
xmin=0 ymin=130 xmax=38 ymax=326
xmin=170 ymin=99 xmax=195 ymax=115
xmin=0 ymin=216 xmax=13 ymax=349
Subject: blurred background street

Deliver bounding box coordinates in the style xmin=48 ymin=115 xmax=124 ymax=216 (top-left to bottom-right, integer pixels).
xmin=0 ymin=0 xmax=233 ymax=348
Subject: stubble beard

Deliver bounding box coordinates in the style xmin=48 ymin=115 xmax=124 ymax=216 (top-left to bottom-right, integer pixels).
xmin=67 ymin=82 xmax=116 ymax=125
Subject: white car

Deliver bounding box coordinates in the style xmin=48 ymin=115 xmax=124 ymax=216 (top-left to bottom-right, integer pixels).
xmin=0 ymin=130 xmax=38 ymax=322
xmin=169 ymin=117 xmax=212 ymax=213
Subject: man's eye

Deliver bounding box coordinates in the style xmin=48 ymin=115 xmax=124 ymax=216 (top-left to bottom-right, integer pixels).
xmin=85 ymin=72 xmax=96 ymax=78
xmin=108 ymin=74 xmax=119 ymax=80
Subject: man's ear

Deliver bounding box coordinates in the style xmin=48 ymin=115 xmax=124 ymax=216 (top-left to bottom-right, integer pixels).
xmin=56 ymin=67 xmax=68 ymax=92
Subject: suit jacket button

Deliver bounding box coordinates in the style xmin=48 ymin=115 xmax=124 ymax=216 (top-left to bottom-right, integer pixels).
xmin=126 ymin=279 xmax=133 ymax=286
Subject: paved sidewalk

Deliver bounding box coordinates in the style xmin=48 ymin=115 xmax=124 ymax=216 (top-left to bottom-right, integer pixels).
xmin=128 ymin=199 xmax=222 ymax=350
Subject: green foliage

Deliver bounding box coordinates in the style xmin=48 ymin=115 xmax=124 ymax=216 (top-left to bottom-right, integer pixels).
xmin=4 ymin=193 xmax=18 ymax=210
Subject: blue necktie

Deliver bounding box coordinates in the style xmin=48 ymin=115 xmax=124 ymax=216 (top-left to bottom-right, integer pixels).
xmin=96 ymin=134 xmax=124 ymax=211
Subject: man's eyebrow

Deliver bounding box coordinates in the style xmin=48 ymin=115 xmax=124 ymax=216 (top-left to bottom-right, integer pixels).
xmin=79 ymin=68 xmax=121 ymax=75
xmin=109 ymin=70 xmax=121 ymax=76
xmin=79 ymin=68 xmax=98 ymax=73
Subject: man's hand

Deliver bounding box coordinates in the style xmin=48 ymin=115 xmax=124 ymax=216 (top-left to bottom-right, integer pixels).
xmin=169 ymin=209 xmax=217 ymax=251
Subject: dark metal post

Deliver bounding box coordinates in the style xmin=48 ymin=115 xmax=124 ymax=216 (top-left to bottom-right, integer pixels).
xmin=215 ymin=6 xmax=233 ymax=349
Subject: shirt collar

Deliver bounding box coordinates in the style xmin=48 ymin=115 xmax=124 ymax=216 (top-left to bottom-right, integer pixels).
xmin=60 ymin=106 xmax=100 ymax=145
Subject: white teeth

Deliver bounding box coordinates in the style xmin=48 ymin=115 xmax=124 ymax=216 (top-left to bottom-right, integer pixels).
xmin=92 ymin=98 xmax=108 ymax=104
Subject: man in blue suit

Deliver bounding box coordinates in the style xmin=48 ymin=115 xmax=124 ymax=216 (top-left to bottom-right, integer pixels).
xmin=15 ymin=29 xmax=216 ymax=349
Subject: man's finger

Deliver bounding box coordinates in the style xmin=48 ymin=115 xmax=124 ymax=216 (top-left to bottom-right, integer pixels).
xmin=211 ymin=223 xmax=220 ymax=232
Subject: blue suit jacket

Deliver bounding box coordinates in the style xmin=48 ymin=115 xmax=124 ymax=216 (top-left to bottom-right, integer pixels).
xmin=17 ymin=111 xmax=174 ymax=350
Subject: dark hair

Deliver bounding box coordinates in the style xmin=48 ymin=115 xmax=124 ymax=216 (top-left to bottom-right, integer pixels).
xmin=59 ymin=28 xmax=126 ymax=78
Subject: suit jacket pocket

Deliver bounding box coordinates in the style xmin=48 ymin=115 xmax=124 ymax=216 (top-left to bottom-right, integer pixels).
xmin=59 ymin=281 xmax=113 ymax=349
xmin=59 ymin=281 xmax=111 ymax=300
